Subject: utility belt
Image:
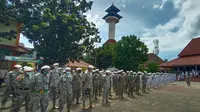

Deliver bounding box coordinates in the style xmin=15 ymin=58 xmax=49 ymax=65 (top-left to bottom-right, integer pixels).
xmin=19 ymin=88 xmax=29 ymax=90
xmin=33 ymin=89 xmax=49 ymax=94
xmin=84 ymin=88 xmax=91 ymax=96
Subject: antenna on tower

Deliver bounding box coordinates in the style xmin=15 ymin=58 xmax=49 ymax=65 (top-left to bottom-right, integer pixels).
xmin=112 ymin=0 xmax=115 ymax=5
xmin=153 ymin=39 xmax=159 ymax=55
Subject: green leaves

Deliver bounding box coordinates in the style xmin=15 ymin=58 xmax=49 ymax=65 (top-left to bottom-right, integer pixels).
xmin=147 ymin=62 xmax=158 ymax=73
xmin=113 ymin=35 xmax=148 ymax=71
xmin=40 ymin=22 xmax=48 ymax=27
xmin=0 ymin=0 xmax=18 ymax=39
xmin=32 ymin=25 xmax=39 ymax=30
xmin=17 ymin=0 xmax=100 ymax=64
xmin=84 ymin=35 xmax=148 ymax=70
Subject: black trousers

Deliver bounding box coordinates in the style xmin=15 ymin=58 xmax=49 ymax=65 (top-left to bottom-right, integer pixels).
xmin=0 ymin=78 xmax=4 ymax=87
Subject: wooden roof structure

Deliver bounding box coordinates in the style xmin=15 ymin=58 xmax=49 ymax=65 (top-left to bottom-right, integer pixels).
xmin=144 ymin=53 xmax=164 ymax=65
xmin=0 ymin=43 xmax=30 ymax=53
xmin=66 ymin=60 xmax=91 ymax=68
xmin=160 ymin=37 xmax=200 ymax=67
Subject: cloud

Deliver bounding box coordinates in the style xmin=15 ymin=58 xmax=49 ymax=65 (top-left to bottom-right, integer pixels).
xmin=86 ymin=13 xmax=105 ymax=28
xmin=153 ymin=4 xmax=160 ymax=9
xmin=19 ymin=0 xmax=200 ymax=60
xmin=141 ymin=0 xmax=200 ymax=54
xmin=152 ymin=0 xmax=168 ymax=10
xmin=19 ymin=34 xmax=34 ymax=48
xmin=122 ymin=4 xmax=126 ymax=8
xmin=159 ymin=0 xmax=168 ymax=9
xmin=85 ymin=1 xmax=147 ymax=44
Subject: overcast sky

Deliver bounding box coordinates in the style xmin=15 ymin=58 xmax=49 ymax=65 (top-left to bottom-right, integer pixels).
xmin=20 ymin=0 xmax=200 ymax=60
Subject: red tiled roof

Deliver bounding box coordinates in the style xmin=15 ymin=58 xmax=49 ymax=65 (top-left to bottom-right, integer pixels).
xmin=0 ymin=43 xmax=30 ymax=53
xmin=178 ymin=37 xmax=200 ymax=57
xmin=159 ymin=55 xmax=200 ymax=67
xmin=66 ymin=60 xmax=91 ymax=68
xmin=104 ymin=39 xmax=117 ymax=45
xmin=144 ymin=53 xmax=164 ymax=64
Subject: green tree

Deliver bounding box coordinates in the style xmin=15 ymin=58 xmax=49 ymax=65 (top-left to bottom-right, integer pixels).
xmin=13 ymin=0 xmax=100 ymax=64
xmin=96 ymin=44 xmax=116 ymax=69
xmin=147 ymin=62 xmax=158 ymax=72
xmin=83 ymin=44 xmax=116 ymax=69
xmin=138 ymin=64 xmax=147 ymax=72
xmin=0 ymin=0 xmax=20 ymax=39
xmin=113 ymin=35 xmax=148 ymax=71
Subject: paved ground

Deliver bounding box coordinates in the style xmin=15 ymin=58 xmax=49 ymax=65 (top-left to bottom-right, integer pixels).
xmin=0 ymin=81 xmax=200 ymax=112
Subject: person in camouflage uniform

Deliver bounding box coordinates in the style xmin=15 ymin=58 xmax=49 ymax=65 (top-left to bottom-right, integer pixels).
xmin=49 ymin=63 xmax=60 ymax=109
xmin=72 ymin=68 xmax=82 ymax=105
xmin=1 ymin=64 xmax=22 ymax=107
xmin=128 ymin=71 xmax=135 ymax=97
xmin=135 ymin=72 xmax=141 ymax=95
xmin=28 ymin=65 xmax=50 ymax=112
xmin=117 ymin=70 xmax=126 ymax=99
xmin=114 ymin=71 xmax=120 ymax=98
xmin=124 ymin=71 xmax=129 ymax=93
xmin=142 ymin=71 xmax=148 ymax=93
xmin=58 ymin=67 xmax=73 ymax=112
xmin=112 ymin=72 xmax=117 ymax=93
xmin=109 ymin=72 xmax=113 ymax=96
xmin=102 ymin=70 xmax=111 ymax=104
xmin=186 ymin=73 xmax=191 ymax=87
xmin=10 ymin=67 xmax=34 ymax=112
xmin=98 ymin=71 xmax=103 ymax=95
xmin=93 ymin=69 xmax=100 ymax=100
xmin=82 ymin=65 xmax=94 ymax=110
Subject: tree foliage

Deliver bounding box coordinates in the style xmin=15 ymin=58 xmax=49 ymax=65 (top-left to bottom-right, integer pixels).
xmin=0 ymin=0 xmax=100 ymax=64
xmin=0 ymin=0 xmax=19 ymax=39
xmin=96 ymin=44 xmax=116 ymax=69
xmin=147 ymin=62 xmax=159 ymax=73
xmin=138 ymin=64 xmax=147 ymax=72
xmin=113 ymin=35 xmax=148 ymax=71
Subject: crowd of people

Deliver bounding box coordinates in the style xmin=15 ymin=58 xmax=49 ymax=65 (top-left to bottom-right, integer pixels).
xmin=0 ymin=63 xmax=177 ymax=112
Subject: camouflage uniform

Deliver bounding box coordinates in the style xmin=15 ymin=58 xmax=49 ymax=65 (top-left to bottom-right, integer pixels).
xmin=135 ymin=73 xmax=141 ymax=95
xmin=28 ymin=73 xmax=49 ymax=112
xmin=93 ymin=72 xmax=100 ymax=99
xmin=1 ymin=71 xmax=20 ymax=106
xmin=142 ymin=74 xmax=147 ymax=92
xmin=124 ymin=73 xmax=129 ymax=93
xmin=117 ymin=73 xmax=126 ymax=98
xmin=72 ymin=72 xmax=82 ymax=104
xmin=186 ymin=74 xmax=191 ymax=87
xmin=128 ymin=73 xmax=135 ymax=97
xmin=113 ymin=73 xmax=117 ymax=93
xmin=102 ymin=74 xmax=111 ymax=104
xmin=49 ymin=68 xmax=60 ymax=108
xmin=58 ymin=74 xmax=73 ymax=112
xmin=82 ymin=72 xmax=93 ymax=108
xmin=10 ymin=73 xmax=32 ymax=112
xmin=98 ymin=72 xmax=103 ymax=95
xmin=1 ymin=71 xmax=11 ymax=106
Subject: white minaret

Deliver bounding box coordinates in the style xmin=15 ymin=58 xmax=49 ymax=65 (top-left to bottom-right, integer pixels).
xmin=103 ymin=3 xmax=122 ymax=44
xmin=108 ymin=22 xmax=116 ymax=40
xmin=153 ymin=39 xmax=159 ymax=55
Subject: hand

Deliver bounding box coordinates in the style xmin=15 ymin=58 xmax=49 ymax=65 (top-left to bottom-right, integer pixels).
xmin=16 ymin=75 xmax=24 ymax=81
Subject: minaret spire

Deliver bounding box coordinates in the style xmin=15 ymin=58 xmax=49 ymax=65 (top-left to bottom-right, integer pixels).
xmin=103 ymin=2 xmax=123 ymax=45
xmin=112 ymin=0 xmax=115 ymax=5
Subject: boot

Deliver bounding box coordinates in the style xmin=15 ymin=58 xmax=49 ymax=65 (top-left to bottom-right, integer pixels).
xmin=67 ymin=110 xmax=72 ymax=112
xmin=82 ymin=105 xmax=88 ymax=110
xmin=1 ymin=100 xmax=5 ymax=107
xmin=90 ymin=104 xmax=95 ymax=108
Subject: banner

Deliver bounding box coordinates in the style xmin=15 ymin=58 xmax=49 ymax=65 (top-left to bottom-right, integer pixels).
xmin=3 ymin=56 xmax=42 ymax=63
